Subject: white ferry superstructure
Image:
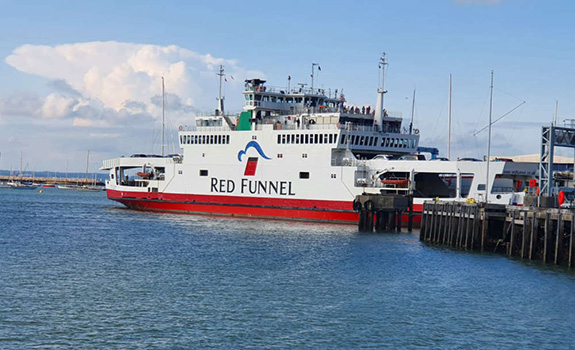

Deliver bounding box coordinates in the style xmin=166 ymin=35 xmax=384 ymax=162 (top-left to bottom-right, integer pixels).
xmin=102 ymin=55 xmax=537 ymax=223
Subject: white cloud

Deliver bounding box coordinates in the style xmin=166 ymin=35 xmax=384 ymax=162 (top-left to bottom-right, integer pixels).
xmin=41 ymin=93 xmax=76 ymax=119
xmin=4 ymin=41 xmax=263 ymax=125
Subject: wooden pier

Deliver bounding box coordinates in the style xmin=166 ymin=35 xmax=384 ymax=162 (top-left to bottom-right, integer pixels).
xmin=420 ymin=201 xmax=575 ymax=268
xmin=0 ymin=175 xmax=102 ymax=186
xmin=354 ymin=194 xmax=414 ymax=233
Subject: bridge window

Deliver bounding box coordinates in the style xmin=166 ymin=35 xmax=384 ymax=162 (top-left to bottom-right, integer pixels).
xmin=200 ymin=170 xmax=208 ymax=176
xmin=300 ymin=172 xmax=310 ymax=179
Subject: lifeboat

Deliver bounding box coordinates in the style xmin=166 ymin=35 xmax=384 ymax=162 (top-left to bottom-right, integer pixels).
xmin=136 ymin=172 xmax=151 ymax=179
xmin=381 ymin=179 xmax=409 ymax=186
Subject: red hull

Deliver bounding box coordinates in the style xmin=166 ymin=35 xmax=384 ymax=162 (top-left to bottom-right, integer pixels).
xmin=107 ymin=189 xmax=423 ymax=224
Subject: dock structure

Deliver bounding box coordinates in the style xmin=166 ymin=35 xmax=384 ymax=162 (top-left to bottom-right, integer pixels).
xmin=420 ymin=201 xmax=575 ymax=268
xmin=354 ymin=194 xmax=414 ymax=233
xmin=0 ymin=175 xmax=102 ymax=186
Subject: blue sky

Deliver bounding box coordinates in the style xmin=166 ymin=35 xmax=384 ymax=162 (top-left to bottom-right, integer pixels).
xmin=1 ymin=0 xmax=574 ymax=172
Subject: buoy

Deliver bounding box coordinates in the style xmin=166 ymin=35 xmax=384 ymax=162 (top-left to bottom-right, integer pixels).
xmin=39 ymin=190 xmax=44 ymax=193
xmin=558 ymin=190 xmax=565 ymax=205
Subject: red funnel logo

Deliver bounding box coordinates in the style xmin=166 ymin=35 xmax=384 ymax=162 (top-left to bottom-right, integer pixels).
xmin=244 ymin=157 xmax=258 ymax=176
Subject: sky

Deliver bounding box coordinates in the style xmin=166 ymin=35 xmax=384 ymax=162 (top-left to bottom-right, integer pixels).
xmin=1 ymin=0 xmax=575 ymax=172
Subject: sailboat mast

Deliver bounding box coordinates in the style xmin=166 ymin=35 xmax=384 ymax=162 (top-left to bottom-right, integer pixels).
xmin=85 ymin=150 xmax=90 ymax=183
xmin=448 ymin=74 xmax=452 ymax=160
xmin=162 ymin=77 xmax=165 ymax=157
xmin=486 ymin=71 xmax=494 ymax=203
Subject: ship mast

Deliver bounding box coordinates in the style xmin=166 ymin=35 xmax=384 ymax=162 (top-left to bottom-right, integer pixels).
xmin=311 ymin=63 xmax=319 ymax=93
xmin=162 ymin=77 xmax=165 ymax=157
xmin=486 ymin=70 xmax=494 ymax=203
xmin=374 ymin=53 xmax=388 ymax=132
xmin=217 ymin=65 xmax=225 ymax=116
xmin=448 ymin=74 xmax=452 ymax=160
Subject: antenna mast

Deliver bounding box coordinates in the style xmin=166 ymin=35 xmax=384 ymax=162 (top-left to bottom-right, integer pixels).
xmin=486 ymin=71 xmax=494 ymax=203
xmin=217 ymin=65 xmax=225 ymax=116
xmin=448 ymin=74 xmax=452 ymax=160
xmin=374 ymin=52 xmax=388 ymax=132
xmin=410 ymin=88 xmax=416 ymax=134
xmin=311 ymin=63 xmax=319 ymax=93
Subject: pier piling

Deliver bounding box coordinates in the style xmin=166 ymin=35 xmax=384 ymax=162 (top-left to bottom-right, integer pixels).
xmin=421 ymin=201 xmax=575 ymax=268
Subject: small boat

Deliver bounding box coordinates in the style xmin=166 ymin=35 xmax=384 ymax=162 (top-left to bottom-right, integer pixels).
xmin=42 ymin=184 xmax=56 ymax=187
xmin=10 ymin=182 xmax=37 ymax=190
xmin=57 ymin=185 xmax=76 ymax=190
xmin=76 ymin=185 xmax=105 ymax=192
xmin=381 ymin=179 xmax=409 ymax=186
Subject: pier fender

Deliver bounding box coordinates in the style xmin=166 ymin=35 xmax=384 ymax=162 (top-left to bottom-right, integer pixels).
xmin=364 ymin=200 xmax=374 ymax=212
xmin=353 ymin=200 xmax=362 ymax=211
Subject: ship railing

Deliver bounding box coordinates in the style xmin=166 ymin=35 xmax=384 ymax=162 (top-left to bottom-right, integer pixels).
xmin=244 ymin=85 xmax=332 ymax=97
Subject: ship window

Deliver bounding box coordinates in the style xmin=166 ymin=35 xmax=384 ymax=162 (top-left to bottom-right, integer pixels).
xmin=478 ymin=184 xmax=486 ymax=191
xmin=277 ymin=154 xmax=283 ymax=158
xmin=305 ymin=134 xmax=309 ymax=144
xmin=226 ymin=135 xmax=230 ymax=144
xmin=252 ymin=135 xmax=257 ymax=140
xmin=333 ymin=134 xmax=337 ymax=143
xmin=200 ymin=170 xmax=208 ymax=176
xmin=290 ymin=134 xmax=295 ymax=144
xmin=300 ymin=172 xmax=310 ymax=179
xmin=295 ymin=134 xmax=300 ymax=144
xmin=324 ymin=134 xmax=328 ymax=143
xmin=302 ymin=154 xmax=307 ymax=158
xmin=277 ymin=135 xmax=281 ymax=144
xmin=328 ymin=134 xmax=333 ymax=143
xmin=178 ymin=170 xmax=183 ymax=175
xmin=331 ymin=174 xmax=336 ymax=179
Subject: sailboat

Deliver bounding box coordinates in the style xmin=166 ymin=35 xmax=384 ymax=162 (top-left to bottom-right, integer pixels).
xmin=10 ymin=152 xmax=37 ymax=190
xmin=77 ymin=151 xmax=104 ymax=192
xmin=58 ymin=160 xmax=75 ymax=190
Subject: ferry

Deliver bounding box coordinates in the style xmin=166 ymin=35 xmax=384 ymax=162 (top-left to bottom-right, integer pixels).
xmin=101 ymin=54 xmax=537 ymax=223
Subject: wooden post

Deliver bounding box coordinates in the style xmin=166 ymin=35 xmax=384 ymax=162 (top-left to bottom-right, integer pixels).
xmin=521 ymin=211 xmax=528 ymax=259
xmin=470 ymin=205 xmax=478 ymax=251
xmin=429 ymin=204 xmax=436 ymax=242
xmin=529 ymin=211 xmax=537 ymax=260
xmin=443 ymin=203 xmax=455 ymax=245
xmin=424 ymin=203 xmax=431 ymax=240
xmin=366 ymin=210 xmax=374 ymax=232
xmin=407 ymin=196 xmax=413 ymax=233
xmin=543 ymin=212 xmax=551 ymax=263
xmin=570 ymin=214 xmax=574 ymax=268
xmin=481 ymin=211 xmax=488 ymax=253
xmin=464 ymin=205 xmax=471 ymax=250
xmin=389 ymin=211 xmax=396 ymax=232
xmin=509 ymin=211 xmax=516 ymax=256
xmin=457 ymin=205 xmax=464 ymax=249
xmin=555 ymin=213 xmax=563 ymax=265
xmin=435 ymin=204 xmax=443 ymax=243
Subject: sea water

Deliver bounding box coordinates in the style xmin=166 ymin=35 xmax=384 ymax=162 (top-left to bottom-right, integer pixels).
xmin=1 ymin=188 xmax=574 ymax=349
